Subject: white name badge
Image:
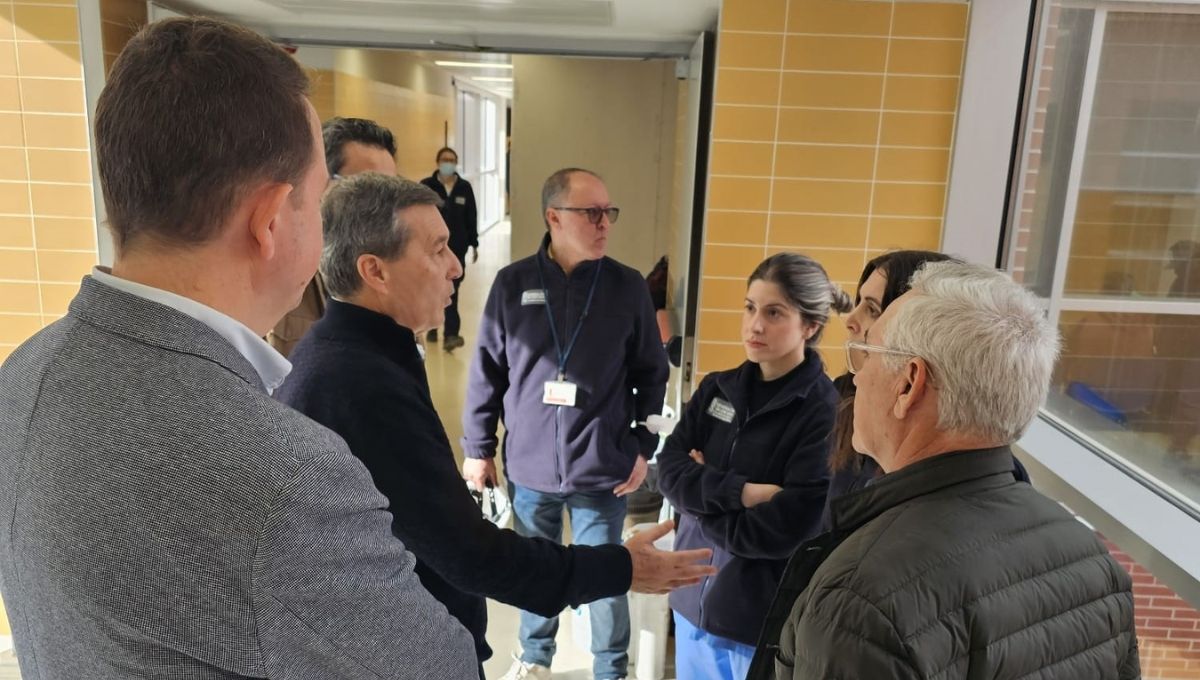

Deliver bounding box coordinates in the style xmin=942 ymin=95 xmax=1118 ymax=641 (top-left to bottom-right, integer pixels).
xmin=455 ymin=196 xmax=467 ymax=205
xmin=543 ymin=380 xmax=578 ymax=407
xmin=522 ymin=289 xmax=547 ymax=306
xmin=706 ymin=397 xmax=735 ymax=424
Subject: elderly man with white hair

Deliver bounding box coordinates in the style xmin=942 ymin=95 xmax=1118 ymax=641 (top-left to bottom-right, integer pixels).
xmin=746 ymin=261 xmax=1140 ymax=680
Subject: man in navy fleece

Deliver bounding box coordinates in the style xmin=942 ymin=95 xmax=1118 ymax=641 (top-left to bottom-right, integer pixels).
xmin=462 ymin=168 xmax=669 ymax=680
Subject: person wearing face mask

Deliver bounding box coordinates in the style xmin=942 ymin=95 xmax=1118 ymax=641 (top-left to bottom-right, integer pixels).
xmin=420 ymin=147 xmax=478 ymax=351
xmin=819 ymin=250 xmax=1030 ymax=531
xmin=656 ymin=253 xmax=852 ymax=680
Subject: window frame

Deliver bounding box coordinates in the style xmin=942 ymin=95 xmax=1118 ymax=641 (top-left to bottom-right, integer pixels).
xmin=946 ymin=0 xmax=1200 ymax=604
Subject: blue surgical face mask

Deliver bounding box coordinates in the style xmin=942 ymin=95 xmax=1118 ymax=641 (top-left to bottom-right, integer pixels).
xmin=439 ymin=161 xmax=456 ymax=177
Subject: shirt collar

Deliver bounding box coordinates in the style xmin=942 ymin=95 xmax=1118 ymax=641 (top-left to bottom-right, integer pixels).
xmin=830 ymin=446 xmax=1018 ymax=532
xmin=91 ymin=267 xmax=292 ymax=393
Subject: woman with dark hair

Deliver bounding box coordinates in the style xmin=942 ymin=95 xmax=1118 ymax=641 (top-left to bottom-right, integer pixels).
xmin=420 ymin=146 xmax=478 ymax=352
xmin=820 ymin=250 xmax=1030 ymax=529
xmin=657 ymin=252 xmax=852 ymax=680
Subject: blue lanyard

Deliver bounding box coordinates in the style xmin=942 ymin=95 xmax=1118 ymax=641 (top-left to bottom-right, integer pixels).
xmin=536 ymin=253 xmax=603 ymax=381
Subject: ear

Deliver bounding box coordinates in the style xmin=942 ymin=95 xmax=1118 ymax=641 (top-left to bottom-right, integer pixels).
xmin=246 ymin=183 xmax=294 ymax=261
xmin=802 ymin=321 xmax=819 ymax=342
xmin=892 ymin=357 xmax=932 ymax=420
xmin=355 ymin=253 xmax=388 ymax=295
xmin=545 ymin=207 xmax=560 ymax=232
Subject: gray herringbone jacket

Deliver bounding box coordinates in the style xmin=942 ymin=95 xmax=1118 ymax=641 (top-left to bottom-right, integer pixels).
xmin=0 ymin=277 xmax=478 ymax=679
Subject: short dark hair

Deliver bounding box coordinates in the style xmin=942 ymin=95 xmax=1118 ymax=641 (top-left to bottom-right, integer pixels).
xmin=541 ymin=168 xmax=601 ymax=228
xmin=323 ymin=117 xmax=397 ymax=177
xmin=435 ymin=147 xmax=458 ymax=162
xmin=320 ymin=173 xmax=442 ymax=298
xmin=95 ymin=17 xmax=312 ymax=253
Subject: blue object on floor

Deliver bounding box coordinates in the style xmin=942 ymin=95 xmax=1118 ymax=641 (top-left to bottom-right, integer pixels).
xmin=1066 ymin=381 xmax=1128 ymax=425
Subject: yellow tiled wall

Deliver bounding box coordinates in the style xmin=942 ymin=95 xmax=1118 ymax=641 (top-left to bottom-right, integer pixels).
xmin=0 ymin=1 xmax=97 ymax=367
xmin=0 ymin=0 xmax=97 ymax=635
xmin=696 ymin=0 xmax=968 ymax=377
xmin=301 ymin=48 xmax=455 ymax=182
xmin=99 ymin=0 xmax=144 ymax=74
xmin=306 ymin=67 xmax=336 ymax=121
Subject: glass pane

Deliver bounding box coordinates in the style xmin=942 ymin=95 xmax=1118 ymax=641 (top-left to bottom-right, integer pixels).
xmin=1065 ymin=13 xmax=1200 ymax=301
xmin=482 ymin=99 xmax=497 ymax=172
xmin=1010 ymin=5 xmax=1095 ymax=297
xmin=1050 ymin=310 xmax=1200 ymax=503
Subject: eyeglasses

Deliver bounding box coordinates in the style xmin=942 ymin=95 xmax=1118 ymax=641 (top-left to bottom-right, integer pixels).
xmin=551 ymin=206 xmax=620 ymax=225
xmin=844 ymin=340 xmax=919 ymax=375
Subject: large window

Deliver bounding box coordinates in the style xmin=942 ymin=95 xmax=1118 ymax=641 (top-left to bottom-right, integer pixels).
xmin=1009 ymin=2 xmax=1200 ymax=511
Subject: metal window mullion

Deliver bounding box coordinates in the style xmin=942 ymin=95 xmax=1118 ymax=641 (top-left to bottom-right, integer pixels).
xmin=1058 ymin=296 xmax=1200 ymax=315
xmin=1005 ymin=0 xmax=1055 ymax=273
xmin=1047 ymin=8 xmax=1109 ymax=331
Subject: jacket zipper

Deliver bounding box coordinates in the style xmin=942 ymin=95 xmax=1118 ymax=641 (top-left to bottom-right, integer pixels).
xmin=555 ymin=405 xmax=565 ymax=492
xmin=554 ymin=271 xmax=573 ymax=493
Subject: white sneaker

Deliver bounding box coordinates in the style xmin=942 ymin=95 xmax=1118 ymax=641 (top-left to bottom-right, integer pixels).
xmin=498 ymin=654 xmax=551 ymax=680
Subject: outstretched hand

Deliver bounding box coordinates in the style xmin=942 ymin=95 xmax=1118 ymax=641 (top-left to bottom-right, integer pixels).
xmin=625 ymin=520 xmax=717 ymax=594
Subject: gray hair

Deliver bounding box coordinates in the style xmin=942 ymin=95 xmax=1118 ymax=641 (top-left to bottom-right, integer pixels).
xmin=541 ymin=167 xmax=601 ymax=228
xmin=320 ymin=173 xmax=442 ymax=298
xmin=881 ymin=260 xmax=1061 ymax=443
xmin=748 ymin=252 xmax=853 ymax=344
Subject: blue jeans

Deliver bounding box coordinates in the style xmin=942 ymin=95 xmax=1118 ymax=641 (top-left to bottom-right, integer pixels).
xmin=673 ymin=611 xmax=754 ymax=680
xmin=510 ymin=483 xmax=630 ymax=679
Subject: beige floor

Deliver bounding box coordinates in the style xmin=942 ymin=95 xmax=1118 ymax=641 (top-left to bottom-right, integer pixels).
xmin=424 ymin=221 xmax=603 ymax=679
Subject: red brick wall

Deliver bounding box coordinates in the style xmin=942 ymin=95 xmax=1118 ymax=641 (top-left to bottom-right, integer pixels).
xmin=1104 ymin=538 xmax=1200 ymax=678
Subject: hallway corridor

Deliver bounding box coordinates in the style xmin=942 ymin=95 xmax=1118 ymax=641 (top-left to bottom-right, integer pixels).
xmin=423 ymin=221 xmax=600 ymax=678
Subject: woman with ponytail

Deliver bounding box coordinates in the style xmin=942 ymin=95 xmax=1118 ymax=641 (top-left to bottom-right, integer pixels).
xmin=657 ymin=252 xmax=852 ymax=680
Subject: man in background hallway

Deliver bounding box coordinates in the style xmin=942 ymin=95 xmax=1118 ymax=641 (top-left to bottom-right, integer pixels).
xmin=267 ymin=116 xmax=398 ymax=357
xmin=0 ymin=17 xmax=475 ymax=679
xmin=462 ymin=168 xmax=670 ymax=680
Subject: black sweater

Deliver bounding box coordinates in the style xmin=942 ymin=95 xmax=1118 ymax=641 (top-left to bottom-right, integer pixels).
xmin=275 ymin=300 xmax=632 ymax=662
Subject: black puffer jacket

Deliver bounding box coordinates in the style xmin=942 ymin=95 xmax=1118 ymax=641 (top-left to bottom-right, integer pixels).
xmin=748 ymin=446 xmax=1140 ymax=680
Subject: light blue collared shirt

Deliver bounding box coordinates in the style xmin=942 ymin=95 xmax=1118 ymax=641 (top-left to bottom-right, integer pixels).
xmin=91 ymin=267 xmax=292 ymax=394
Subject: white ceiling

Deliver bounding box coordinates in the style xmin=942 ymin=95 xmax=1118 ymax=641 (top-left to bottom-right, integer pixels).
xmin=156 ymin=0 xmax=720 ymax=56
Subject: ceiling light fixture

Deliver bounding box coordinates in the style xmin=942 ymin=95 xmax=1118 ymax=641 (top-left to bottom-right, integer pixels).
xmin=472 ymin=76 xmax=514 ymax=83
xmin=435 ymin=61 xmax=513 ymax=69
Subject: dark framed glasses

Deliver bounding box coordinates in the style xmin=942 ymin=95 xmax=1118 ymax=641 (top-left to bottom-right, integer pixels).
xmin=552 ymin=206 xmax=620 ymax=225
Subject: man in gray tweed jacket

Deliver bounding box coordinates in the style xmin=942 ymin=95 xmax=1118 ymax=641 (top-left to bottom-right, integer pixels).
xmin=0 ymin=17 xmax=476 ymax=680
